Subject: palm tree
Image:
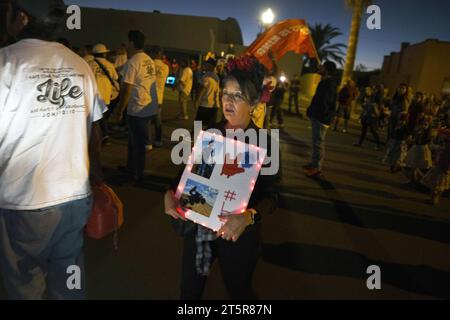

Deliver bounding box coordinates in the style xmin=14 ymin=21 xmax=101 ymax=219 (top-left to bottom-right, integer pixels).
xmin=307 ymin=23 xmax=347 ymax=68
xmin=340 ymin=0 xmax=372 ymax=87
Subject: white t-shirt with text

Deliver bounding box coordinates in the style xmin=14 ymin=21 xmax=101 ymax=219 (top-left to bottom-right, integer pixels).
xmin=198 ymin=72 xmax=220 ymax=109
xmin=0 ymin=39 xmax=106 ymax=210
xmin=121 ymin=52 xmax=157 ymax=117
xmin=179 ymin=67 xmax=193 ymax=96
xmin=154 ymin=59 xmax=169 ymax=105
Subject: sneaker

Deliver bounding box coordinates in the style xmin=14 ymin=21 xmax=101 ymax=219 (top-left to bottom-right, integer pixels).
xmin=145 ymin=144 xmax=153 ymax=151
xmin=154 ymin=141 xmax=163 ymax=148
xmin=304 ymin=167 xmax=322 ymax=177
xmin=342 ymin=129 xmax=348 ymax=134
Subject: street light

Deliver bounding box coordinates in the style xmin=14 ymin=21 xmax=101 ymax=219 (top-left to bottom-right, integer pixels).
xmin=261 ymin=8 xmax=275 ymax=26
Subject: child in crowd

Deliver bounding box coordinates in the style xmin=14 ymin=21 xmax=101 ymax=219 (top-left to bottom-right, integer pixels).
xmin=353 ymin=87 xmax=381 ymax=150
xmin=421 ymin=129 xmax=450 ymax=205
xmin=404 ymin=116 xmax=432 ymax=183
xmin=383 ymin=113 xmax=410 ymax=172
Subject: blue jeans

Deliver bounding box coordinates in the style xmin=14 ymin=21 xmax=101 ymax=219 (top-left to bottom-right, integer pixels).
xmin=311 ymin=118 xmax=329 ymax=170
xmin=0 ymin=197 xmax=92 ymax=300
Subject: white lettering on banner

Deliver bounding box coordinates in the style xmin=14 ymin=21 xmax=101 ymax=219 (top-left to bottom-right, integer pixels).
xmin=255 ymin=25 xmax=310 ymax=57
xmin=66 ymin=5 xmax=81 ymax=30
xmin=256 ymin=35 xmax=282 ymax=57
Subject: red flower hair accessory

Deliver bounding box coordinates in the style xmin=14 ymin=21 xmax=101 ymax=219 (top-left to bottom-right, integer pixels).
xmin=227 ymin=55 xmax=257 ymax=73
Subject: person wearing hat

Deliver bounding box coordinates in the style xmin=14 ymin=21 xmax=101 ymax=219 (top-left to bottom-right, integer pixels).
xmin=89 ymin=43 xmax=120 ymax=143
xmin=0 ymin=0 xmax=106 ymax=299
xmin=194 ymin=56 xmax=221 ymax=128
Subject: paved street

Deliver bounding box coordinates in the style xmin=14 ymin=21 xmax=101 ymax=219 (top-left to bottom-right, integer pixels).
xmin=1 ymin=92 xmax=449 ymax=299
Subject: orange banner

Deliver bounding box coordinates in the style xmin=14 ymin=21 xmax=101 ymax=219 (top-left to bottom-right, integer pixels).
xmin=245 ymin=19 xmax=320 ymax=70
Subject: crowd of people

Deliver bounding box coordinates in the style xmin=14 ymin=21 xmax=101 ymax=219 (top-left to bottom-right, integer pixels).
xmin=0 ymin=0 xmax=284 ymax=300
xmin=0 ymin=0 xmax=447 ymax=301
xmin=348 ymin=82 xmax=450 ymax=205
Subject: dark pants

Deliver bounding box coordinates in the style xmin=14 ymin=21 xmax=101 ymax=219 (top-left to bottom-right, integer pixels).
xmin=334 ymin=103 xmax=351 ymax=131
xmin=288 ymin=91 xmax=300 ymax=114
xmin=270 ymin=99 xmax=284 ymax=125
xmin=180 ymin=225 xmax=260 ymax=300
xmin=358 ymin=120 xmax=380 ymax=147
xmin=148 ymin=105 xmax=162 ymax=144
xmin=387 ymin=112 xmax=399 ymax=142
xmin=195 ymin=106 xmax=218 ymax=129
xmin=127 ymin=115 xmax=151 ymax=180
xmin=0 ymin=197 xmax=92 ymax=300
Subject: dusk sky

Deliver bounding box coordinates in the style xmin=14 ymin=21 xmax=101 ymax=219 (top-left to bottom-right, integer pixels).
xmin=65 ymin=0 xmax=450 ymax=70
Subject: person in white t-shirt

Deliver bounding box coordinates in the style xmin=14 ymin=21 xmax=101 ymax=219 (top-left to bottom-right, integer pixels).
xmin=148 ymin=45 xmax=169 ymax=148
xmin=89 ymin=43 xmax=119 ymax=142
xmin=112 ymin=30 xmax=157 ymax=184
xmin=0 ymin=0 xmax=106 ymax=300
xmin=176 ymin=59 xmax=193 ymax=120
xmin=194 ymin=57 xmax=221 ymax=128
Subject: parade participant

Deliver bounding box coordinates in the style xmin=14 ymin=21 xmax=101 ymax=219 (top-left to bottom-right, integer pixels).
xmin=0 ymin=0 xmax=105 ymax=299
xmin=148 ymin=45 xmax=169 ymax=148
xmin=288 ymin=73 xmax=301 ymax=116
xmin=421 ymin=129 xmax=450 ymax=205
xmin=334 ymin=79 xmax=358 ymax=133
xmin=304 ymin=61 xmax=338 ymax=177
xmin=404 ymin=116 xmax=432 ymax=183
xmin=164 ymin=55 xmax=281 ymax=300
xmin=383 ymin=113 xmax=410 ymax=173
xmin=353 ymin=86 xmax=381 ymax=150
xmin=388 ymin=83 xmax=410 ymax=141
xmin=113 ymin=30 xmax=156 ymax=184
xmin=176 ymin=59 xmax=193 ymax=120
xmin=194 ymin=56 xmax=220 ymax=129
xmin=89 ymin=43 xmax=120 ymax=144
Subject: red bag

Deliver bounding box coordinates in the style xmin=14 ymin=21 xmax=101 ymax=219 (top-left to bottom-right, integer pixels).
xmin=86 ymin=184 xmax=124 ymax=240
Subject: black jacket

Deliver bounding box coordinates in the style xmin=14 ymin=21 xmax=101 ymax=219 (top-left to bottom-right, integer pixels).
xmin=307 ymin=76 xmax=338 ymax=125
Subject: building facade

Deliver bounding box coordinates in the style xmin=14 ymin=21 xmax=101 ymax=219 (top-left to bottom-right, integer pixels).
xmin=378 ymin=39 xmax=450 ymax=96
xmin=61 ymin=7 xmax=245 ymax=56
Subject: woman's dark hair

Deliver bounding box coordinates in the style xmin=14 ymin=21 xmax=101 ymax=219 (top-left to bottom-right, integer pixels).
xmin=224 ymin=56 xmax=267 ymax=105
xmin=128 ymin=30 xmax=146 ymax=50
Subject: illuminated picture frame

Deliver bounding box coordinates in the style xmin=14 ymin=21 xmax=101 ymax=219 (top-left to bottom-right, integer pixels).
xmin=175 ymin=130 xmax=267 ymax=232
